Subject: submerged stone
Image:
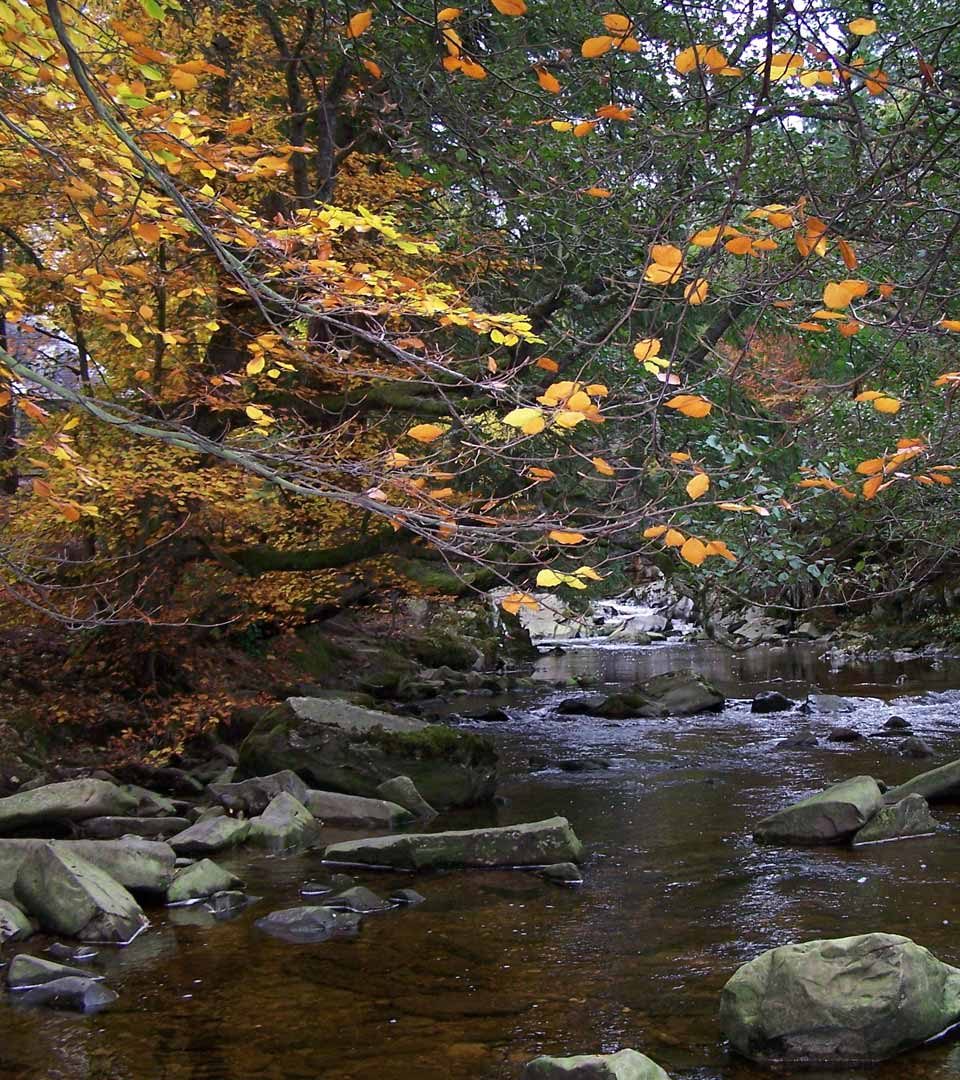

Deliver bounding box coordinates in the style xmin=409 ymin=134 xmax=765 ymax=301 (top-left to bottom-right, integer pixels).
xmin=537 ymin=862 xmax=584 ymax=885
xmin=15 ymin=976 xmax=116 ymax=1013
xmin=325 ymin=886 xmax=392 ymax=914
xmin=754 ymin=776 xmax=882 ymax=845
xmin=254 ymin=905 xmax=362 ymax=943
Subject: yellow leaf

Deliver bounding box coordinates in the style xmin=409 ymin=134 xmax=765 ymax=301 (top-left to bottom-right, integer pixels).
xmin=664 ymin=528 xmax=685 ymax=548
xmin=680 ymin=537 xmax=707 ymax=566
xmin=838 ymin=321 xmax=861 ymax=337
xmin=536 ymin=356 xmax=559 ymax=372
xmin=670 ymin=451 xmax=691 ymax=462
xmin=529 ymin=467 xmax=556 ymax=480
xmin=862 ymin=474 xmax=883 ymax=499
xmin=704 ymin=540 xmax=737 ymax=561
xmin=548 ymin=530 xmax=586 ymax=544
xmin=584 ymin=187 xmax=612 ymax=198
xmin=838 ymin=238 xmax=858 ymax=269
xmin=644 ymin=262 xmax=683 ymax=285
xmin=665 ymin=394 xmax=712 ymax=418
xmin=643 ymin=525 xmax=668 ymax=539
xmin=246 ymin=356 xmax=265 ymax=376
xmin=873 ymin=396 xmax=901 ymax=414
xmin=692 ymin=226 xmax=721 ymax=247
xmin=592 ymin=457 xmax=615 ymax=476
xmin=346 ymin=9 xmax=373 ymax=37
xmin=408 ymin=423 xmax=445 ymax=443
xmin=854 ymin=390 xmax=883 ymax=401
xmin=501 ymin=592 xmax=539 ymax=615
xmin=581 ymin=36 xmax=614 ymax=58
xmin=848 ymin=17 xmax=877 ymax=35
xmin=686 ymin=472 xmax=710 ymax=500
xmin=856 ymin=458 xmax=885 ymax=476
xmin=503 ymin=407 xmax=545 ymax=434
xmin=536 ymin=569 xmax=564 ymax=587
xmin=603 ymin=13 xmax=631 ymax=32
xmin=823 ymin=281 xmax=854 ymax=309
xmin=940 ymin=319 xmax=960 ymax=331
xmin=724 ymin=235 xmax=754 ymax=255
xmin=574 ymin=565 xmax=603 ymax=581
xmin=633 ymin=338 xmax=661 ymax=361
xmin=536 ymin=67 xmax=561 ymax=93
xmin=573 ymin=121 xmax=597 ymax=137
xmin=492 ymin=0 xmax=526 ymax=14
xmin=437 ymin=6 xmax=462 ymax=20
xmin=555 ymin=410 xmax=586 ymax=428
xmin=684 ymin=278 xmax=710 ymax=305
xmin=171 ymin=68 xmax=198 ymax=91
xmin=651 ymin=243 xmax=683 ymax=268
xmin=550 ymin=121 xmax=573 ymax=132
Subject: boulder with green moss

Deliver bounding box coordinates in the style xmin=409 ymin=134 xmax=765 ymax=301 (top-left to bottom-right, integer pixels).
xmin=238 ymin=698 xmax=497 ymax=808
xmin=587 ymin=670 xmax=725 ymax=720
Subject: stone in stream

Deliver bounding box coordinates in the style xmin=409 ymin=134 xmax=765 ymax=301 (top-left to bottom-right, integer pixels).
xmin=167 ymin=816 xmax=251 ymax=856
xmin=304 ymin=789 xmax=413 ymax=828
xmin=852 ymin=795 xmax=939 ymax=845
xmin=254 ymin=905 xmax=362 ymax=943
xmin=14 ymin=976 xmax=117 ymax=1013
xmin=0 ymin=780 xmax=137 ymax=835
xmin=555 ymin=757 xmax=611 ymax=772
xmin=325 ymin=886 xmax=392 ymax=914
xmin=166 ymin=859 xmax=242 ymax=905
xmin=120 ymin=785 xmax=181 ymax=818
xmin=0 ymin=898 xmax=32 ymax=942
xmin=14 ymin=842 xmax=148 ymax=943
xmin=588 ymin=671 xmax=725 ymax=720
xmin=300 ymin=873 xmax=354 ymax=897
xmin=390 ymin=888 xmax=426 ymax=906
xmin=8 ymin=953 xmax=103 ymax=988
xmin=753 ymin=776 xmax=883 ymax=845
xmin=900 ymin=736 xmax=934 ymax=759
xmin=238 ymin=697 xmax=497 ymax=808
xmin=323 ymin=816 xmax=583 ymax=871
xmin=375 ymin=776 xmax=436 ymax=819
xmin=719 ymin=933 xmax=960 ymax=1064
xmin=750 ymin=691 xmax=796 ymax=714
xmin=776 ymin=728 xmax=818 ymax=750
xmin=884 ymin=715 xmax=911 ymax=731
xmin=827 ymin=726 xmax=863 ymax=742
xmin=536 ymin=862 xmax=584 ymax=886
xmin=207 ymin=890 xmax=253 ymax=919
xmin=46 ymin=943 xmax=98 ymax=964
xmin=885 ymin=756 xmax=960 ymax=803
xmin=521 ymin=1049 xmax=670 ymax=1078
xmin=208 ymin=770 xmax=310 ymax=816
xmin=79 ymin=816 xmax=190 ymax=840
xmin=247 ymin=792 xmax=315 ymax=849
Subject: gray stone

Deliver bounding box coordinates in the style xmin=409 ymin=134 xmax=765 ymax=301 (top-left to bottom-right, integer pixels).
xmin=390 ymin=888 xmax=426 ymax=906
xmin=254 ymin=905 xmax=362 ymax=943
xmin=14 ymin=976 xmax=116 ymax=1013
xmin=537 ymin=862 xmax=584 ymax=885
xmin=247 ymin=792 xmax=315 ymax=849
xmin=900 ymin=736 xmax=934 ymax=758
xmin=885 ymin=756 xmax=960 ymax=803
xmin=522 ymin=1049 xmax=670 ymax=1079
xmin=827 ymin=726 xmax=862 ymax=742
xmin=0 ymin=898 xmax=32 ymax=942
xmin=304 ymin=789 xmax=413 ymax=828
xmin=751 ymin=691 xmax=796 ymax=714
xmin=79 ymin=816 xmax=189 ymax=840
xmin=168 ymin=817 xmax=250 ymax=855
xmin=777 ymin=728 xmax=818 ymax=749
xmin=852 ymin=795 xmax=939 ymax=845
xmin=166 ymin=859 xmax=242 ymax=905
xmin=208 ymin=890 xmax=251 ymax=918
xmin=208 ymin=770 xmax=310 ymax=816
xmin=754 ymin=776 xmax=883 ymax=845
xmin=720 ymin=933 xmax=960 ymax=1063
xmin=325 ymin=886 xmax=391 ymax=914
xmin=8 ymin=953 xmax=103 ymax=988
xmin=238 ymin=698 xmax=497 ymax=808
xmin=324 ymin=816 xmax=583 ymax=870
xmin=590 ymin=671 xmax=724 ymax=720
xmin=375 ymin=776 xmax=436 ymax=819
xmin=0 ymin=780 xmax=137 ymax=834
xmin=884 ymin=716 xmax=911 ymax=730
xmin=14 ymin=842 xmax=147 ymax=943
xmin=120 ymin=785 xmax=180 ymax=818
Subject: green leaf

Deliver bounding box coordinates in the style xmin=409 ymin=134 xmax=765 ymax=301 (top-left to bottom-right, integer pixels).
xmin=140 ymin=0 xmax=166 ymax=20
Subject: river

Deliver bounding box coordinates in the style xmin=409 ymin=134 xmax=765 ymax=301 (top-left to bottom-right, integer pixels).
xmin=3 ymin=642 xmax=960 ymax=1079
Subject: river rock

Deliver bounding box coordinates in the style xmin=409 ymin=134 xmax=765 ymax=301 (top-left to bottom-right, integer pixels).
xmin=79 ymin=816 xmax=190 ymax=840
xmin=589 ymin=671 xmax=725 ymax=720
xmin=168 ymin=817 xmax=250 ymax=855
xmin=15 ymin=976 xmax=117 ymax=1013
xmin=254 ymin=905 xmax=362 ymax=943
xmin=238 ymin=698 xmax=497 ymax=808
xmin=0 ymin=898 xmax=32 ymax=942
xmin=304 ymin=789 xmax=413 ymax=827
xmin=885 ymin=756 xmax=960 ymax=803
xmin=852 ymin=795 xmax=938 ymax=845
xmin=390 ymin=888 xmax=426 ymax=906
xmin=324 ymin=816 xmax=583 ymax=870
xmin=208 ymin=890 xmax=252 ymax=918
xmin=0 ymin=838 xmax=175 ymax=899
xmin=719 ymin=933 xmax=960 ymax=1063
xmin=751 ymin=691 xmax=796 ymax=714
xmin=208 ymin=770 xmax=310 ymax=816
xmin=900 ymin=736 xmax=934 ymax=758
xmin=884 ymin=716 xmax=911 ymax=731
xmin=777 ymin=728 xmax=818 ymax=749
xmin=326 ymin=886 xmax=392 ymax=914
xmin=8 ymin=953 xmax=102 ymax=988
xmin=375 ymin=776 xmax=436 ymax=819
xmin=14 ymin=843 xmax=148 ymax=943
xmin=537 ymin=862 xmax=584 ymax=885
xmin=754 ymin=776 xmax=883 ymax=845
xmin=247 ymin=792 xmax=315 ymax=849
xmin=0 ymin=780 xmax=137 ymax=835
xmin=166 ymin=859 xmax=242 ymax=904
xmin=121 ymin=785 xmax=181 ymax=818
xmin=521 ymin=1050 xmax=670 ymax=1078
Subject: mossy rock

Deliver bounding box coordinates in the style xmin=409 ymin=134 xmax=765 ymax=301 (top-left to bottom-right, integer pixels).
xmin=410 ymin=632 xmax=482 ymax=672
xmin=238 ymin=698 xmax=497 ymax=808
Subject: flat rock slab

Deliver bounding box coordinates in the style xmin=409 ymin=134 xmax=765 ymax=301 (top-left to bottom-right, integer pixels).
xmin=254 ymin=905 xmax=362 ymax=943
xmin=0 ymin=780 xmax=137 ymax=834
xmin=522 ymin=1049 xmax=671 ymax=1078
xmin=323 ymin=816 xmax=584 ymax=870
xmin=168 ymin=817 xmax=250 ymax=855
xmin=852 ymin=794 xmax=938 ymax=845
xmin=14 ymin=976 xmax=116 ymax=1013
xmin=80 ymin=817 xmax=190 ymax=840
xmin=754 ymin=776 xmax=883 ymax=845
xmin=7 ymin=953 xmax=103 ymax=989
xmin=885 ymin=756 xmax=960 ymax=803
xmin=15 ymin=842 xmax=148 ymax=944
xmin=304 ymin=790 xmax=413 ymax=828
xmin=167 ymin=859 xmax=242 ymax=905
xmin=720 ymin=933 xmax=960 ymax=1064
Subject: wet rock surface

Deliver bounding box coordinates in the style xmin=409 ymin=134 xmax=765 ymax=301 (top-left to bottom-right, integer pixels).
xmin=522 ymin=1050 xmax=670 ymax=1079
xmin=754 ymin=776 xmax=883 ymax=845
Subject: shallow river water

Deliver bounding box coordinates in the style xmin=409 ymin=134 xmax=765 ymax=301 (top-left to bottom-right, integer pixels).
xmin=4 ymin=642 xmax=960 ymax=1080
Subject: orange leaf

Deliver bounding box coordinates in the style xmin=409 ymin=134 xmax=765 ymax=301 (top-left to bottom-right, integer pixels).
xmin=536 ymin=67 xmax=561 ymax=93
xmin=582 ymin=36 xmax=614 ymax=58
xmin=346 ymin=8 xmax=373 ymax=35
xmin=548 ymin=530 xmax=587 ymax=544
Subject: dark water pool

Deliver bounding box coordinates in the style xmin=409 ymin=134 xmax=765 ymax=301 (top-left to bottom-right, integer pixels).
xmin=4 ymin=643 xmax=960 ymax=1079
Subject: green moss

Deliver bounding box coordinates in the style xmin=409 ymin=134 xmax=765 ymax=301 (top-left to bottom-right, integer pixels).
xmin=291 ymin=628 xmax=353 ymax=680
xmin=410 ymin=631 xmax=478 ymax=671
xmin=363 ymin=724 xmax=497 ymax=767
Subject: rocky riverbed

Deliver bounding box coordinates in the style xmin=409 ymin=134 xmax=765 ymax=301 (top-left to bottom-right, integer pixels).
xmin=3 ymin=642 xmax=960 ymax=1078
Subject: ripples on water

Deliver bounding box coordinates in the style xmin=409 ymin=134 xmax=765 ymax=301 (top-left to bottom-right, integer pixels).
xmin=4 ymin=643 xmax=960 ymax=1079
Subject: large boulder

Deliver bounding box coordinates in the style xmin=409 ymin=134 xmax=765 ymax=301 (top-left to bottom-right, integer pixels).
xmin=323 ymin=816 xmax=583 ymax=870
xmin=754 ymin=776 xmax=883 ymax=845
xmin=208 ymin=770 xmax=310 ymax=816
xmin=852 ymin=795 xmax=938 ymax=845
xmin=238 ymin=699 xmax=497 ymax=808
xmin=14 ymin=843 xmax=148 ymax=943
xmin=0 ymin=838 xmax=175 ymax=901
xmin=304 ymin=789 xmax=413 ymax=828
xmin=0 ymin=780 xmax=137 ymax=834
xmin=168 ymin=817 xmax=250 ymax=856
xmin=751 ymin=691 xmax=795 ymax=714
xmin=166 ymin=859 xmax=242 ymax=905
xmin=720 ymin=933 xmax=960 ymax=1063
xmin=247 ymin=792 xmax=315 ymax=849
xmin=0 ymin=899 xmax=31 ymax=942
xmin=522 ymin=1050 xmax=670 ymax=1079
xmin=7 ymin=953 xmax=102 ymax=988
xmin=885 ymin=757 xmax=960 ymax=803
xmin=587 ymin=671 xmax=724 ymax=720
xmin=375 ymin=776 xmax=436 ymax=819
